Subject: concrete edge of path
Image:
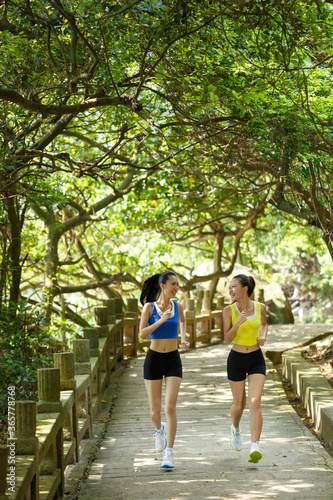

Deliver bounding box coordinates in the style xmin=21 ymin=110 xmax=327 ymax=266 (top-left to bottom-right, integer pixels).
xmin=281 ymin=347 xmax=333 ymax=451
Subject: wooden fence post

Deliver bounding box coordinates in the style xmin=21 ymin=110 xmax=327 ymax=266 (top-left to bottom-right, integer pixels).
xmin=124 ymin=298 xmax=139 ymax=357
xmin=83 ymin=328 xmax=100 ymax=357
xmin=0 ymin=446 xmax=9 ymax=499
xmin=185 ymin=298 xmax=196 ymax=348
xmin=73 ymin=339 xmax=93 ymax=438
xmin=94 ymin=307 xmax=109 ymax=347
xmin=95 ymin=306 xmax=108 ymax=328
xmin=202 ymin=290 xmax=211 ymax=314
xmin=200 ymin=290 xmax=212 ymax=343
xmin=37 ymin=368 xmax=62 ymax=413
xmin=258 ymin=289 xmax=265 ymax=303
xmin=54 ymin=352 xmax=76 ymax=390
xmin=126 ymin=298 xmax=138 ymax=318
xmin=94 ymin=308 xmax=109 ymax=340
xmin=103 ymin=299 xmax=117 ymax=359
xmin=195 ymin=290 xmax=204 ymax=337
xmin=103 ymin=298 xmax=116 ymax=325
xmin=93 ymin=308 xmax=109 ymax=391
xmin=16 ymin=401 xmax=38 ymax=451
xmin=216 ymin=296 xmax=225 ymax=310
xmin=114 ymin=298 xmax=124 ymax=359
xmin=114 ymin=298 xmax=123 ymax=320
xmin=73 ymin=340 xmax=91 ymax=375
xmin=196 ymin=290 xmax=204 ymax=315
xmin=83 ymin=327 xmax=102 ymax=410
xmin=37 ymin=368 xmax=64 ymax=498
xmin=54 ymin=352 xmax=79 ymax=462
xmin=213 ymin=296 xmax=225 ymax=339
xmin=15 ymin=401 xmax=39 ymax=500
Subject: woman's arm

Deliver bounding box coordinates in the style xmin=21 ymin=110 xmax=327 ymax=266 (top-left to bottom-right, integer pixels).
xmin=139 ymin=303 xmax=172 ymax=339
xmin=223 ymin=305 xmax=247 ymax=344
xmin=257 ymin=303 xmax=268 ymax=347
xmin=177 ymin=302 xmax=190 ymax=349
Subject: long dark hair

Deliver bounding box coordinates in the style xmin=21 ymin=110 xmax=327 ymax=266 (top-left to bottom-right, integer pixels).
xmin=140 ymin=271 xmax=176 ymax=305
xmin=233 ymin=274 xmax=256 ymax=297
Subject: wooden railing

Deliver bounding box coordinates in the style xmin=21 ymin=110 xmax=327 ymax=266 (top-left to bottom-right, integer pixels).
xmin=2 ymin=291 xmax=226 ymax=500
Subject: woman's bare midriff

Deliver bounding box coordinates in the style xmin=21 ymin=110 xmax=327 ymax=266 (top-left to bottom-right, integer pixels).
xmin=150 ymin=338 xmax=178 ymax=352
xmin=232 ymin=343 xmax=260 ymax=353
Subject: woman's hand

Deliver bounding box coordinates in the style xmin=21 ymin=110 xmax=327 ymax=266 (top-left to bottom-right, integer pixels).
xmin=257 ymin=336 xmax=266 ymax=347
xmin=161 ymin=307 xmax=172 ymax=322
xmin=238 ymin=309 xmax=248 ymax=325
xmin=180 ymin=340 xmax=190 ymax=350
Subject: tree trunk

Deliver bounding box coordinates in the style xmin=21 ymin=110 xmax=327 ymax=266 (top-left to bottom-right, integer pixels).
xmin=0 ymin=225 xmax=8 ymax=311
xmin=209 ymin=232 xmax=224 ymax=301
xmin=42 ymin=224 xmax=61 ymax=318
xmin=236 ymin=247 xmax=243 ymax=265
xmin=4 ymin=195 xmax=22 ymax=316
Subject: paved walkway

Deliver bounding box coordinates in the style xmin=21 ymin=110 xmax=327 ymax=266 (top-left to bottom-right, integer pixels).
xmin=77 ymin=325 xmax=333 ymax=500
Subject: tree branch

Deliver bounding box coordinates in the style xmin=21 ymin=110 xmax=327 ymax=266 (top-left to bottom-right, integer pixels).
xmin=75 ymin=238 xmax=115 ymax=299
xmin=55 ymin=271 xmax=141 ymax=295
xmin=26 ymin=297 xmax=90 ymax=327
xmin=269 ymin=183 xmax=317 ymax=226
xmin=0 ymin=88 xmax=142 ymax=116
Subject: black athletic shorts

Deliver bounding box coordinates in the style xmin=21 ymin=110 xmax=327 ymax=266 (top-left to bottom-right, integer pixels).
xmin=144 ymin=349 xmax=182 ymax=380
xmin=227 ymin=348 xmax=266 ymax=382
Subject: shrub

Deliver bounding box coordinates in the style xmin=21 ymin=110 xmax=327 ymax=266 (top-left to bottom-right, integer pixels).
xmin=0 ymin=300 xmax=56 ymax=442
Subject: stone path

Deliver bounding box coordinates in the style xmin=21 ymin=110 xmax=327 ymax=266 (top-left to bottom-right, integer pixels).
xmin=77 ymin=324 xmax=333 ymax=500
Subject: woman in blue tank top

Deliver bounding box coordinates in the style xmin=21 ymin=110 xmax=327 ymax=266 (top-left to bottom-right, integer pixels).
xmin=140 ymin=271 xmax=190 ymax=469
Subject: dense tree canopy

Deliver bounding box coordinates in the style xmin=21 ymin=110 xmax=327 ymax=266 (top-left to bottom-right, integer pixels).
xmin=1 ymin=0 xmax=333 ymax=329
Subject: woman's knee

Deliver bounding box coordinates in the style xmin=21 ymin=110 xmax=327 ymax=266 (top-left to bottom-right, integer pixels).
xmin=249 ymin=396 xmax=261 ymax=412
xmin=165 ymin=403 xmax=176 ymax=417
xmin=233 ymin=400 xmax=246 ymax=413
xmin=150 ymin=405 xmax=161 ymax=420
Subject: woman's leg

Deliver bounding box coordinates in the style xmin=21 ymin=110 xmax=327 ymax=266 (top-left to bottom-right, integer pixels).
xmin=145 ymin=379 xmax=163 ymax=430
xmin=247 ymin=373 xmax=265 ymax=442
xmin=164 ymin=376 xmax=182 ymax=448
xmin=228 ymin=380 xmax=246 ymax=428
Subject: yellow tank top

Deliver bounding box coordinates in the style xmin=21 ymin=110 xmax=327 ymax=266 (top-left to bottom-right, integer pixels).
xmin=231 ymin=301 xmax=261 ymax=346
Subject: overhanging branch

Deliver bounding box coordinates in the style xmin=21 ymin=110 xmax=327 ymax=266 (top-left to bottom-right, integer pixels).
xmin=0 ymin=88 xmax=142 ymax=116
xmin=55 ymin=271 xmax=142 ymax=296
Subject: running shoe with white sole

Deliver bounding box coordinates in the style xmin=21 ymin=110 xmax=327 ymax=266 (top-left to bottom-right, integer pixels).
xmin=161 ymin=449 xmax=174 ymax=469
xmin=155 ymin=422 xmax=167 ymax=452
xmin=230 ymin=425 xmax=242 ymax=451
xmin=248 ymin=441 xmax=262 ymax=463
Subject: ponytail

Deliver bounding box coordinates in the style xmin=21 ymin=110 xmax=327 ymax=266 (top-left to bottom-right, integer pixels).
xmin=140 ymin=271 xmax=177 ymax=305
xmin=140 ymin=273 xmax=160 ymax=305
xmin=247 ymin=276 xmax=256 ymax=296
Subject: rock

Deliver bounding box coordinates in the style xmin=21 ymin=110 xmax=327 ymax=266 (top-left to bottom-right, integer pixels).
xmin=194 ymin=262 xmax=294 ymax=325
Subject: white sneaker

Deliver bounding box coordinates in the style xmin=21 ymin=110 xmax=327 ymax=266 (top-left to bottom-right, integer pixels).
xmin=248 ymin=441 xmax=262 ymax=463
xmin=161 ymin=449 xmax=174 ymax=469
xmin=155 ymin=422 xmax=167 ymax=452
xmin=230 ymin=425 xmax=242 ymax=451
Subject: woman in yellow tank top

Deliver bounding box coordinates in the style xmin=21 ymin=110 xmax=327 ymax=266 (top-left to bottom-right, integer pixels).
xmin=223 ymin=274 xmax=268 ymax=464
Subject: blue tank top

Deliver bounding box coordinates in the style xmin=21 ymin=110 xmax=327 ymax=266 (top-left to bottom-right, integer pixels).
xmin=148 ymin=301 xmax=179 ymax=339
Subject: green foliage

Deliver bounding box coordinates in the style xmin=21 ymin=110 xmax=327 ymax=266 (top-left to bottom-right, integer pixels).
xmin=1 ymin=0 xmax=333 ymax=333
xmin=0 ymin=300 xmax=55 ymax=424
xmin=241 ymin=207 xmax=333 ymax=303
